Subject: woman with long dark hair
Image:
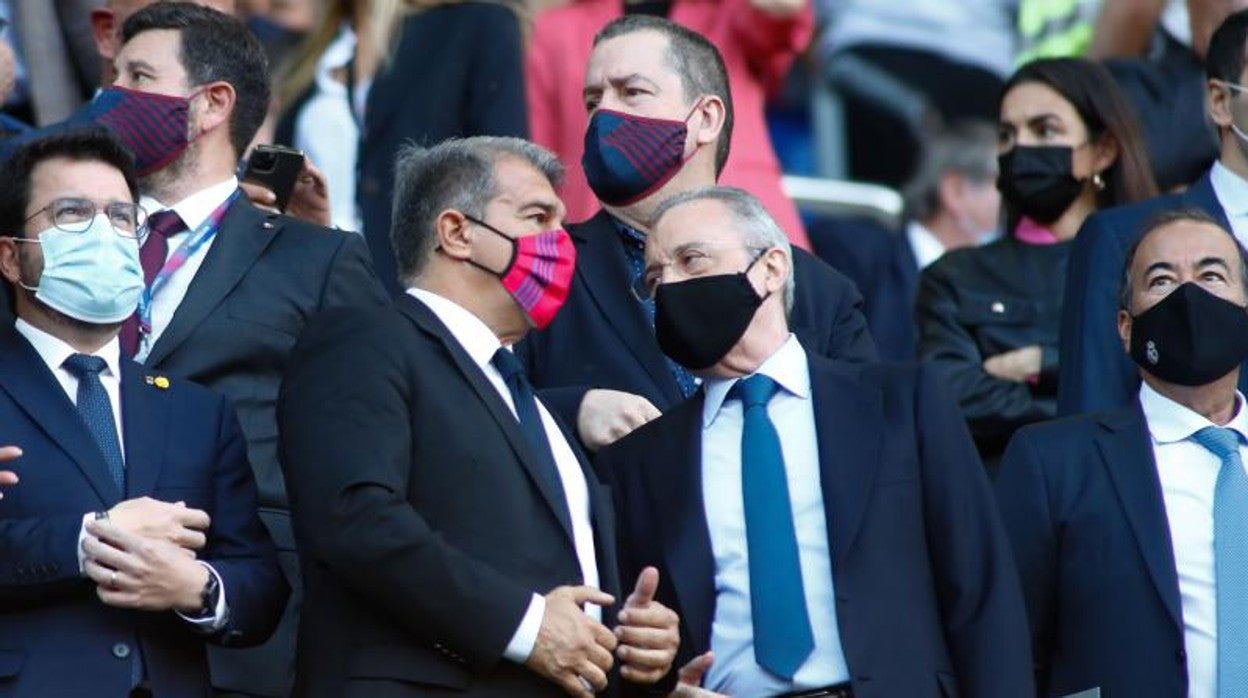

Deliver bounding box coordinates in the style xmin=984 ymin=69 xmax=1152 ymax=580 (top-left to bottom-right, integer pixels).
xmin=916 ymin=57 xmax=1158 ymax=470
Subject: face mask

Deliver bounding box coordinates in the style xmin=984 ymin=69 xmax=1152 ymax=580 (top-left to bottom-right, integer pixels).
xmin=1129 ymin=282 xmax=1248 ymax=386
xmin=582 ymin=105 xmax=697 ymax=206
xmin=465 ymin=216 xmax=577 ymax=329
xmin=77 ymin=86 xmax=195 ymax=176
xmin=997 ymin=146 xmax=1084 ymax=224
xmin=654 ymin=255 xmax=766 ymax=370
xmin=15 ymin=215 xmax=144 ymax=324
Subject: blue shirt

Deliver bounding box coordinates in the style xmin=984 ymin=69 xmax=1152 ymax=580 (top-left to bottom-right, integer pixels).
xmin=699 ymin=334 xmax=851 ymax=694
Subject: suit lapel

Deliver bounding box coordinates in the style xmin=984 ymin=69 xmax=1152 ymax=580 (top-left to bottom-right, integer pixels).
xmin=396 ymin=295 xmax=579 ymax=550
xmin=810 ymin=357 xmax=883 ymax=570
xmin=144 ymin=197 xmax=279 ymax=367
xmin=649 ymin=394 xmax=717 ymax=653
xmin=119 ymin=362 xmax=170 ymax=498
xmin=0 ymin=326 xmax=122 ymax=505
xmin=1097 ymin=407 xmax=1183 ymax=629
xmin=571 ymin=213 xmax=683 ymax=406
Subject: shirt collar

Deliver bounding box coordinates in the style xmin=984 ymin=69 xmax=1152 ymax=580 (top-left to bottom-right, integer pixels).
xmin=1139 ymin=380 xmax=1248 ymax=445
xmin=140 ymin=176 xmax=239 ymax=233
xmin=701 ymin=334 xmax=810 ymax=428
xmin=406 ymin=287 xmax=503 ymax=371
xmin=1209 ymin=161 xmax=1248 ymax=218
xmin=14 ymin=318 xmax=123 ymax=381
xmin=906 ymin=220 xmax=946 ymax=269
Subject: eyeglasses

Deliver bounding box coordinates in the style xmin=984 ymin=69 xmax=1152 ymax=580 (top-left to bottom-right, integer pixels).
xmin=631 ymin=244 xmax=767 ymax=301
xmin=25 ymin=198 xmax=148 ymax=238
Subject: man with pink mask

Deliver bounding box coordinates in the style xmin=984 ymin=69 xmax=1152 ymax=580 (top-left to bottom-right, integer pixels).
xmin=279 ymin=136 xmax=680 ymax=698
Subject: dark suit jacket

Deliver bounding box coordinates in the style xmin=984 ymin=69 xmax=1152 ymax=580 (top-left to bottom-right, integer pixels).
xmin=516 ymin=210 xmax=878 ymax=431
xmin=596 ymin=354 xmax=1034 ymax=698
xmin=359 ymin=2 xmax=526 ymax=293
xmin=1057 ymin=172 xmax=1248 ymax=416
xmin=806 ymin=215 xmax=919 ymax=361
xmin=995 ymin=406 xmax=1191 ymax=697
xmin=0 ymin=324 xmax=286 ymax=698
xmin=140 ymin=195 xmax=388 ymax=695
xmin=278 ymin=296 xmax=627 ymax=698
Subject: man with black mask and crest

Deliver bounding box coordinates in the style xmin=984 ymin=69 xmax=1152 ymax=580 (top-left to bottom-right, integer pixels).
xmin=997 ymin=209 xmax=1248 ymax=698
xmin=597 ymin=185 xmax=1034 ymax=698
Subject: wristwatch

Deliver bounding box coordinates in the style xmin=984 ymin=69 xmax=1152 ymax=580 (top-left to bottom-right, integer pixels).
xmin=198 ymin=566 xmax=221 ymax=617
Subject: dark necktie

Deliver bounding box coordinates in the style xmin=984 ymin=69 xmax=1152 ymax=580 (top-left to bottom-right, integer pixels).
xmin=1191 ymin=426 xmax=1248 ymax=694
xmin=62 ymin=354 xmax=125 ymax=493
xmin=120 ymin=210 xmax=186 ymax=357
xmin=491 ymin=348 xmax=572 ymax=532
xmin=731 ymin=374 xmax=814 ymax=679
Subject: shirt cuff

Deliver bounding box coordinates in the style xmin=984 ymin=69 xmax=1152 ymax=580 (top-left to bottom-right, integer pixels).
xmin=77 ymin=513 xmax=92 ymax=574
xmin=503 ymin=593 xmax=545 ymax=663
xmin=175 ymin=561 xmax=230 ymax=632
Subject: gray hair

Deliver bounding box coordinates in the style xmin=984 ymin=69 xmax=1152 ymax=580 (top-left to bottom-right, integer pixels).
xmin=651 ymin=186 xmax=795 ymax=313
xmin=901 ymin=120 xmax=998 ymax=222
xmin=390 ymin=137 xmax=565 ymax=284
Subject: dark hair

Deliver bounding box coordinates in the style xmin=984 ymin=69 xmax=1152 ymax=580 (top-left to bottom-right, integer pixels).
xmin=1001 ymin=58 xmax=1158 ymax=229
xmin=1207 ymin=8 xmax=1248 ymax=83
xmin=0 ymin=128 xmax=139 ymax=239
xmin=123 ymin=2 xmax=270 ymax=159
xmin=390 ymin=137 xmax=564 ymax=284
xmin=1118 ymin=208 xmax=1248 ymax=309
xmin=594 ymin=16 xmax=733 ymax=177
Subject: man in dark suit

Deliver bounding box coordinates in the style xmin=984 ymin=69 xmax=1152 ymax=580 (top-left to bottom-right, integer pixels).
xmin=0 ymin=129 xmax=286 ymax=696
xmin=998 ymin=210 xmax=1248 ymax=697
xmin=1059 ymin=8 xmax=1248 ymax=416
xmin=598 ymin=186 xmax=1033 ymax=698
xmin=279 ymin=136 xmax=679 ymax=697
xmin=101 ymin=5 xmax=388 ymax=696
xmin=516 ymin=15 xmax=876 ymax=453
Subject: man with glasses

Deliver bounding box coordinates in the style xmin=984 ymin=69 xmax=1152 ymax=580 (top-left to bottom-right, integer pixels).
xmin=0 ymin=128 xmax=286 ymax=697
xmin=598 ymin=186 xmax=1034 ymax=698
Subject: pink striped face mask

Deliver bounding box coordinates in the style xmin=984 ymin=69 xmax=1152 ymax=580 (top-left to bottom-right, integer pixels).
xmin=464 ymin=215 xmax=578 ymax=330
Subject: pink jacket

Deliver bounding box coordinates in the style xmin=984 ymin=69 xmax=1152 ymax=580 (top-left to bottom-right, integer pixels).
xmin=526 ymin=0 xmax=813 ymax=248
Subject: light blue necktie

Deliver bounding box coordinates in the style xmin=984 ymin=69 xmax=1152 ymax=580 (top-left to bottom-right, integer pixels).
xmin=1191 ymin=426 xmax=1248 ymax=696
xmin=732 ymin=374 xmax=814 ymax=679
xmin=62 ymin=354 xmax=125 ymax=493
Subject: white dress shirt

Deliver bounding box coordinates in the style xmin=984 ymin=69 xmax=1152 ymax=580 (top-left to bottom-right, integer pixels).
xmin=135 ymin=177 xmax=239 ymax=362
xmin=1141 ymin=382 xmax=1248 ymax=698
xmin=906 ymin=220 xmax=947 ymax=270
xmin=1208 ymin=162 xmax=1248 ymax=247
xmin=699 ymin=334 xmax=850 ymax=695
xmin=407 ymin=288 xmax=600 ymax=662
xmin=13 ymin=319 xmax=227 ymax=630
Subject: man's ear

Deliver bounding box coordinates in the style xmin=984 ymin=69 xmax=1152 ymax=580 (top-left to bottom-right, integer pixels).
xmin=434 ymin=209 xmax=472 ymax=261
xmin=195 ymin=82 xmax=236 ymax=136
xmin=1209 ymin=79 xmax=1236 ymax=130
xmin=1117 ymin=308 xmax=1133 ymax=355
xmin=690 ymin=95 xmax=727 ymax=150
xmin=91 ymin=9 xmax=118 ymax=63
xmin=760 ymin=246 xmax=790 ymax=297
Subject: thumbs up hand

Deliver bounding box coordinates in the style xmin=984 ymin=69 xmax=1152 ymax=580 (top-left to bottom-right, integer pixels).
xmin=616 ymin=566 xmax=680 ymax=684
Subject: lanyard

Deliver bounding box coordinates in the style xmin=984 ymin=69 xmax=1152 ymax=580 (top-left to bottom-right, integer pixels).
xmin=136 ymin=188 xmax=241 ymax=337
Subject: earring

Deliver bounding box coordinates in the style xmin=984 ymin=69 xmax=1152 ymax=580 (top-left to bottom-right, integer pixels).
xmin=1092 ymin=172 xmax=1106 ymax=191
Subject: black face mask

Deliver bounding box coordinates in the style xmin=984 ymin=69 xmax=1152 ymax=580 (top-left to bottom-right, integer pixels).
xmin=655 ymin=258 xmax=766 ymax=371
xmin=997 ymin=145 xmax=1085 ymax=224
xmin=1129 ymin=282 xmax=1248 ymax=386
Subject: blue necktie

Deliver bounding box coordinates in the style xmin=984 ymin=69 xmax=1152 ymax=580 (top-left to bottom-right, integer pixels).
xmin=62 ymin=354 xmax=125 ymax=493
xmin=732 ymin=374 xmax=814 ymax=679
xmin=491 ymin=348 xmax=572 ymax=530
xmin=1192 ymin=426 xmax=1248 ymax=696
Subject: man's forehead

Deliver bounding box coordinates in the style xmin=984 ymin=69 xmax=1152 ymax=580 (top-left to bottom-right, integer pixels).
xmin=1135 ymin=221 xmax=1240 ymax=270
xmin=588 ymin=31 xmax=674 ymax=79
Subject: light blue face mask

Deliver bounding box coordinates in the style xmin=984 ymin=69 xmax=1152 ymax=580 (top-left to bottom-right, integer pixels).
xmin=16 ymin=214 xmax=144 ymax=324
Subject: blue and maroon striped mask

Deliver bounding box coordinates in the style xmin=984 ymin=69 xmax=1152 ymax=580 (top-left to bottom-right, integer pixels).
xmin=582 ymin=105 xmax=697 ymax=207
xmin=81 ymin=86 xmax=195 ymax=177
